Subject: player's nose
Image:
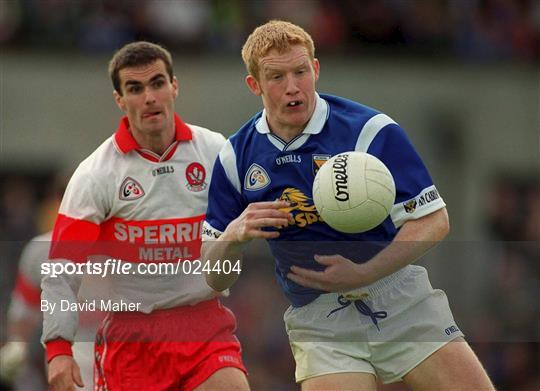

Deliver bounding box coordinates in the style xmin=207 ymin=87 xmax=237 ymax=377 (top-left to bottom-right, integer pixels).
xmin=144 ymin=87 xmax=157 ymax=104
xmin=285 ymin=74 xmax=300 ymax=95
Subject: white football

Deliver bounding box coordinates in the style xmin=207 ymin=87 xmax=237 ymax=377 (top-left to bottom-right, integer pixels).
xmin=312 ymin=151 xmax=396 ymax=233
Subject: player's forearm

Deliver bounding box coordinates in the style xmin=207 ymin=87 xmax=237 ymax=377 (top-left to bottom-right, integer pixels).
xmin=202 ymin=238 xmax=243 ymax=291
xmin=362 ymin=208 xmax=450 ymax=282
xmin=41 ymin=269 xmax=81 ymax=360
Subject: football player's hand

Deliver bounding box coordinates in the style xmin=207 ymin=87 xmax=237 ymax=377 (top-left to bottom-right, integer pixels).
xmin=48 ymin=355 xmax=84 ymax=391
xmin=287 ymin=254 xmax=377 ymax=292
xmin=221 ymin=200 xmax=291 ymax=243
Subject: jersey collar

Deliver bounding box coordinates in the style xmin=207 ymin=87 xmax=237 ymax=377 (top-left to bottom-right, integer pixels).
xmin=255 ymin=93 xmax=328 ymax=135
xmin=114 ymin=113 xmax=192 ymax=154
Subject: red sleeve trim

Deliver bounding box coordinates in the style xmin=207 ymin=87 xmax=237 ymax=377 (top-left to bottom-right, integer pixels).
xmin=50 ymin=214 xmax=100 ymax=263
xmin=13 ymin=273 xmax=41 ymax=307
xmin=46 ymin=339 xmax=73 ymax=362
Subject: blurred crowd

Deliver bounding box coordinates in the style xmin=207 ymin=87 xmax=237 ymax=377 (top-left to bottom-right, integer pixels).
xmin=1 ymin=0 xmax=539 ymax=61
xmin=0 ymin=170 xmax=539 ymax=390
xmin=0 ymin=173 xmax=65 ymax=340
xmin=467 ymin=174 xmax=540 ymax=391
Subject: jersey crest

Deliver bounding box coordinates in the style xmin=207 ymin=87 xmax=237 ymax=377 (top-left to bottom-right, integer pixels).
xmin=244 ymin=163 xmax=271 ymax=191
xmin=119 ymin=177 xmax=145 ymax=201
xmin=185 ymin=162 xmax=207 ymax=192
xmin=312 ymin=154 xmax=331 ymax=175
xmin=403 ymin=199 xmax=417 ymax=213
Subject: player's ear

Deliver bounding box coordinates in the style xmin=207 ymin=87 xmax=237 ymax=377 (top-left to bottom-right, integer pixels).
xmin=113 ymin=90 xmax=126 ymax=112
xmin=172 ymin=76 xmax=179 ymax=98
xmin=246 ymin=75 xmax=262 ymax=96
xmin=313 ymin=58 xmax=320 ymax=82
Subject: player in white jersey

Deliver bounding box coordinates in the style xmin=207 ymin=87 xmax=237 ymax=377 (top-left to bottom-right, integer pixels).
xmin=1 ymin=232 xmax=95 ymax=391
xmin=203 ymin=21 xmax=494 ymax=390
xmin=2 ymin=233 xmax=50 ymax=390
xmin=41 ymin=42 xmax=249 ymax=391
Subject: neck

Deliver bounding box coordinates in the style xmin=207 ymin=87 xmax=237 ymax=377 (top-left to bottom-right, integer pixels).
xmin=267 ymin=120 xmax=306 ymax=143
xmin=132 ymin=127 xmax=175 ymax=155
xmin=266 ymin=98 xmax=317 ymax=143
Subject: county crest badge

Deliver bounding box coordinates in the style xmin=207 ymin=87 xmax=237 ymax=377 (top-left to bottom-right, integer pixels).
xmin=185 ymin=162 xmax=207 ymax=192
xmin=312 ymin=154 xmax=331 ymax=175
xmin=403 ymin=199 xmax=417 ymax=213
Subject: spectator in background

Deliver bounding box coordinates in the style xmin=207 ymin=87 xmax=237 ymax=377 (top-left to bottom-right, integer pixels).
xmin=473 ymin=175 xmax=540 ymax=390
xmin=3 ymin=0 xmax=539 ymax=61
xmin=0 ymin=177 xmax=38 ymax=347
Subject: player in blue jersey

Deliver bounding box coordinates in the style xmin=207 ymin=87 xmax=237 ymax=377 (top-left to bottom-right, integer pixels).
xmin=203 ymin=20 xmax=494 ymax=390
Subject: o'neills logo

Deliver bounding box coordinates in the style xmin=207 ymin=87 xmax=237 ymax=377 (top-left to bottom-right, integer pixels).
xmin=333 ymin=154 xmax=349 ymax=201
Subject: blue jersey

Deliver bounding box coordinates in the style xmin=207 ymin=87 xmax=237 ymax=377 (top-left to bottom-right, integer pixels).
xmin=203 ymin=93 xmax=445 ymax=307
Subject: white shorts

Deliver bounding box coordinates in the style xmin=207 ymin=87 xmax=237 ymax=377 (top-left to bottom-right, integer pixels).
xmin=284 ymin=265 xmax=464 ymax=384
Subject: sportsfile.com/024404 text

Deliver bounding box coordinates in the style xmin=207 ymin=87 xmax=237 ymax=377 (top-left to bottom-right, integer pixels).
xmin=41 ymin=259 xmax=241 ymax=278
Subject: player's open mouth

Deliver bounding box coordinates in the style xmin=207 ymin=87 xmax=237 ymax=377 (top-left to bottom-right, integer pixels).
xmin=287 ymin=101 xmax=302 ymax=107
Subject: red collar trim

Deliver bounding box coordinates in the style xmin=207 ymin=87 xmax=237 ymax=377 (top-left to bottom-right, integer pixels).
xmin=114 ymin=113 xmax=192 ymax=154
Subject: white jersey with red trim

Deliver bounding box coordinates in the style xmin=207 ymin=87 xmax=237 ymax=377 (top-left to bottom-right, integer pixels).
xmin=42 ymin=115 xmax=225 ymax=351
xmin=9 ymin=232 xmax=51 ymax=324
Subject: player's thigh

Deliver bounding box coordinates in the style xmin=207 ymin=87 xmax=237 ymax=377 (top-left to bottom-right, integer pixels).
xmin=301 ymin=372 xmax=378 ymax=391
xmin=402 ymin=337 xmax=494 ymax=391
xmin=194 ymin=367 xmax=250 ymax=391
xmin=377 ymin=381 xmax=410 ymax=391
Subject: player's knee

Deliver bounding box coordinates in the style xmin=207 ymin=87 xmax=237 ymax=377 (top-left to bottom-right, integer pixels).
xmin=404 ymin=341 xmax=494 ymax=390
xmin=301 ymin=373 xmax=377 ymax=391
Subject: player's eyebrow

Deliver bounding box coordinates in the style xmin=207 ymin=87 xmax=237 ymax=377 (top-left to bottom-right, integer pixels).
xmin=263 ymin=60 xmax=309 ymax=73
xmin=124 ymin=73 xmax=166 ymax=87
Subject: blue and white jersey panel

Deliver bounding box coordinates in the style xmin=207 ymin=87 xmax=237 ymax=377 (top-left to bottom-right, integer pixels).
xmin=204 ymin=93 xmax=445 ymax=306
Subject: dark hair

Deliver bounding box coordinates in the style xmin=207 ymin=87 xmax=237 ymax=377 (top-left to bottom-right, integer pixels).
xmin=108 ymin=41 xmax=174 ymax=95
